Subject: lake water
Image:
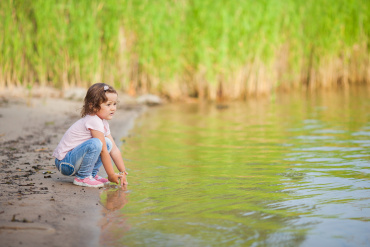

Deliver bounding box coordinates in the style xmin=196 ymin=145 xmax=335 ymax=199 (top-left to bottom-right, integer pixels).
xmin=100 ymin=88 xmax=370 ymax=247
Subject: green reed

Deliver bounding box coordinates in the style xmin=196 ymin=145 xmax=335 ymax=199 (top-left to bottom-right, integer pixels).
xmin=0 ymin=0 xmax=368 ymax=99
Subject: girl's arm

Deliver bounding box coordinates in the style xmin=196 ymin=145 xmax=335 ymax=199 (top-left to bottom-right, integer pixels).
xmin=106 ymin=134 xmax=128 ymax=184
xmin=90 ymin=129 xmax=124 ymax=185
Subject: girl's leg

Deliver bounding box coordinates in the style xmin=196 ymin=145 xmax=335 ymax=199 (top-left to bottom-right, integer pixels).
xmin=55 ymin=138 xmax=103 ymax=179
xmin=92 ymin=137 xmax=112 ymax=177
xmin=75 ymin=138 xmax=103 ymax=179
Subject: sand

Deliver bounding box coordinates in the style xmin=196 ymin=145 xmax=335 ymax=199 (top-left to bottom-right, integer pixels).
xmin=0 ymin=95 xmax=145 ymax=247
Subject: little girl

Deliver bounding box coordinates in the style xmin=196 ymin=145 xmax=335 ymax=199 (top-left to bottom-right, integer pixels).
xmin=53 ymin=83 xmax=128 ymax=188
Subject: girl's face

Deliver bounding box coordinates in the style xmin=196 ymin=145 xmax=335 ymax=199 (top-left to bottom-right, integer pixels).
xmin=96 ymin=93 xmax=118 ymax=120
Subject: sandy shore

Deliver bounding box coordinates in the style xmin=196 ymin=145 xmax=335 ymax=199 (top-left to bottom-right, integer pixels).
xmin=0 ymin=95 xmax=145 ymax=247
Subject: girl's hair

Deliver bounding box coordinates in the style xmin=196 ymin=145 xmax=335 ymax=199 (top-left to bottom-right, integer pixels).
xmin=81 ymin=83 xmax=117 ymax=117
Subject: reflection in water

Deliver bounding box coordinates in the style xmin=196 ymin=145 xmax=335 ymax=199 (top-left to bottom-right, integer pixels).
xmin=102 ymin=88 xmax=370 ymax=246
xmin=100 ymin=186 xmax=129 ymax=246
xmin=101 ymin=186 xmax=128 ymax=212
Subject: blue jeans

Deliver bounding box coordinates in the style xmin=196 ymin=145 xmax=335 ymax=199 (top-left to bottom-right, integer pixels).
xmin=55 ymin=137 xmax=112 ymax=179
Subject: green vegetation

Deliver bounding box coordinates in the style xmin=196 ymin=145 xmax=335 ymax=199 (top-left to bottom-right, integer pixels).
xmin=1 ymin=0 xmax=369 ymax=99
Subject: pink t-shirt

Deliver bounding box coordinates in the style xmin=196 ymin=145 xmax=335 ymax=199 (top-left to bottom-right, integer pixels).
xmin=53 ymin=115 xmax=111 ymax=160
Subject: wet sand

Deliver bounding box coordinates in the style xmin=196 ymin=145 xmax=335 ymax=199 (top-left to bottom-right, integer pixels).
xmin=0 ymin=95 xmax=144 ymax=247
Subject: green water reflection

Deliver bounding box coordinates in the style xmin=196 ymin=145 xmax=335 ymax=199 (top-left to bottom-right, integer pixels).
xmin=102 ymin=88 xmax=370 ymax=247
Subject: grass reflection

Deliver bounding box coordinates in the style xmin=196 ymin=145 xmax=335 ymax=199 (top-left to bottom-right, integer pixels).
xmin=102 ymin=89 xmax=369 ymax=246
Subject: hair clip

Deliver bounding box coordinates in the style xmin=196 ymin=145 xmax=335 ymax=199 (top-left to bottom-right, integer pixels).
xmin=104 ymin=85 xmax=109 ymax=91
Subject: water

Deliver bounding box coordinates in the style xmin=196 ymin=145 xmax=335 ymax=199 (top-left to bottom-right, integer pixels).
xmin=100 ymin=89 xmax=370 ymax=247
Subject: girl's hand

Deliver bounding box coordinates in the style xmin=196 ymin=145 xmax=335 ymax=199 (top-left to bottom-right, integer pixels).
xmin=108 ymin=173 xmax=123 ymax=186
xmin=119 ymin=172 xmax=128 ymax=185
xmin=108 ymin=173 xmax=128 ymax=186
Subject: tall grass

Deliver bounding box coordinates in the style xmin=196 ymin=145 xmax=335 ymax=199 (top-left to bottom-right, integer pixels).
xmin=0 ymin=0 xmax=369 ymax=100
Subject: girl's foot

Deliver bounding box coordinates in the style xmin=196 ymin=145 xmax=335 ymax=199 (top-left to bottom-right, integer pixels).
xmin=94 ymin=175 xmax=109 ymax=184
xmin=73 ymin=176 xmax=104 ymax=188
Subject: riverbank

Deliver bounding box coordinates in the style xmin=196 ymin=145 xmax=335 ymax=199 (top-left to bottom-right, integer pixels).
xmin=0 ymin=95 xmax=145 ymax=247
